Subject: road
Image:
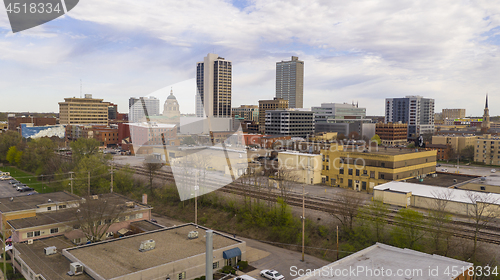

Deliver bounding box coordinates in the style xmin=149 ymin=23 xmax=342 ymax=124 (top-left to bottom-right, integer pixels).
xmin=151 ymin=213 xmax=331 ymax=279
xmin=439 ymin=163 xmax=497 ymax=177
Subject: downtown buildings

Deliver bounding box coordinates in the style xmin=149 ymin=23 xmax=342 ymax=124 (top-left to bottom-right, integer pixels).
xmin=385 ymin=96 xmax=435 ymax=139
xmin=128 ymin=96 xmax=160 ymax=123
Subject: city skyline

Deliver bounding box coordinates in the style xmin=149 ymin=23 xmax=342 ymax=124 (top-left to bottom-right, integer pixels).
xmin=0 ymin=1 xmax=499 ymax=116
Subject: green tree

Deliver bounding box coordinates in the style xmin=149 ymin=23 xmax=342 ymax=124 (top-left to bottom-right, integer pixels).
xmin=407 ymin=143 xmax=416 ymax=149
xmin=70 ymin=138 xmax=100 ymax=162
xmin=6 ymin=146 xmax=18 ymax=165
xmin=72 ymin=155 xmax=110 ymax=195
xmin=114 ymin=165 xmax=135 ymax=193
xmin=358 ymin=200 xmax=389 ymax=242
xmin=460 ymin=145 xmax=474 ymax=162
xmin=391 ymin=208 xmax=425 ymax=250
xmin=371 ymin=134 xmax=382 ymax=145
xmin=0 ymin=131 xmax=22 ymax=162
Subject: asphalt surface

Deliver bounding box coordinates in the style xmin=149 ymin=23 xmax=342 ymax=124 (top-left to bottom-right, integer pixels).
xmin=439 ymin=163 xmax=498 ymax=177
xmin=0 ymin=178 xmax=30 ymax=198
xmin=150 ymin=213 xmax=330 ymax=280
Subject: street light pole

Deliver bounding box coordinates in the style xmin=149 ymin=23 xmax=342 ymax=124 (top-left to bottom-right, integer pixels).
xmin=301 ymin=184 xmax=305 ymax=262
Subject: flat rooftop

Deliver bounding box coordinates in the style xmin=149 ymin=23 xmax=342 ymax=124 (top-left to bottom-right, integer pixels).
xmin=296 ymin=243 xmax=472 ymax=280
xmin=129 ymin=220 xmax=164 ymax=232
xmin=8 ymin=193 xmax=151 ymax=229
xmin=374 ymin=181 xmax=500 ymax=205
xmin=65 ymin=224 xmax=242 ymax=279
xmin=406 ymin=172 xmax=477 ymax=187
xmin=0 ymin=192 xmax=80 ymax=213
xmin=343 ymin=147 xmax=433 ymax=156
xmin=15 ymin=236 xmax=93 ymax=280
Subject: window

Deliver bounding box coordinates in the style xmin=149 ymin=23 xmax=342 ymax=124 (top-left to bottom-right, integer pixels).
xmin=213 ymin=261 xmax=220 ymax=269
xmin=381 ymin=162 xmax=385 ymax=167
xmin=27 ymin=232 xmax=33 ymax=238
xmin=356 ymin=169 xmax=360 ymax=176
xmin=370 ymin=171 xmax=375 ymax=178
xmin=326 ymin=165 xmax=329 ymax=170
xmin=50 ymin=228 xmax=58 ymax=234
xmin=379 ymin=173 xmax=385 ymax=179
xmin=480 ymin=186 xmax=486 ymax=191
xmin=339 ymin=168 xmax=344 ymax=174
xmin=47 ymin=207 xmax=51 ymax=211
xmin=59 ymin=204 xmax=66 ymax=209
xmin=363 ymin=170 xmax=367 ymax=175
xmin=348 ymin=179 xmax=353 ymax=188
xmin=362 ymin=181 xmax=367 ymax=190
xmin=73 ymin=238 xmax=81 ymax=244
xmin=177 ymin=272 xmax=186 ymax=280
xmin=348 ymin=169 xmax=353 ymax=175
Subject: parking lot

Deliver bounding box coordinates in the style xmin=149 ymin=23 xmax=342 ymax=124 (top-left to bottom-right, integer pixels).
xmin=0 ymin=178 xmax=35 ymax=198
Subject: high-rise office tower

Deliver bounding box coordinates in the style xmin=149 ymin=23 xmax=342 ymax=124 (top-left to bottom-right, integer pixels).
xmin=128 ymin=96 xmax=160 ymax=123
xmin=276 ymin=56 xmax=304 ymax=108
xmin=196 ymin=53 xmax=232 ymax=118
xmin=385 ymin=96 xmax=435 ymax=138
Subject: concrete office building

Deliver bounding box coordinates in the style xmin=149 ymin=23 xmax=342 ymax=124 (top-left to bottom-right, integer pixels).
xmin=276 ymin=56 xmax=304 ymax=108
xmin=442 ymin=108 xmax=466 ymax=120
xmin=232 ymin=105 xmax=258 ymax=122
xmin=196 ymin=53 xmax=232 ymax=118
xmin=265 ymin=109 xmax=314 ymax=138
xmin=128 ymin=96 xmax=160 ymax=123
xmin=385 ymin=96 xmax=435 ymax=139
xmin=59 ymin=94 xmax=110 ymax=125
xmin=432 ymin=135 xmax=478 ymax=154
xmin=375 ymin=122 xmax=408 ymax=146
xmin=315 ymin=119 xmax=375 ymax=140
xmin=321 ymin=147 xmax=436 ymax=192
xmin=312 ymin=102 xmax=366 ymax=123
xmin=258 ymin=98 xmax=289 ymax=133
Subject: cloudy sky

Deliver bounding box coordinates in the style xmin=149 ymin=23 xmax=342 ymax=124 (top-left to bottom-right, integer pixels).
xmin=0 ymin=0 xmax=499 ymax=116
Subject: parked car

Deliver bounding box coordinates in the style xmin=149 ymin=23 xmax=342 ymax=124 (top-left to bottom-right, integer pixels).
xmin=260 ymin=270 xmax=285 ymax=280
xmin=234 ymin=276 xmax=257 ymax=280
xmin=19 ymin=187 xmax=34 ymax=192
xmin=492 ymin=169 xmax=497 ymax=173
xmin=436 ymin=164 xmax=441 ymax=167
xmin=8 ymin=180 xmax=18 ymax=185
xmin=16 ymin=184 xmax=27 ymax=191
xmin=441 ymin=168 xmax=448 ymax=172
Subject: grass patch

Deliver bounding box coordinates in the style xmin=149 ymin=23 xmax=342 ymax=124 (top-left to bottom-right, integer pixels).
xmin=0 ymin=166 xmax=55 ymax=193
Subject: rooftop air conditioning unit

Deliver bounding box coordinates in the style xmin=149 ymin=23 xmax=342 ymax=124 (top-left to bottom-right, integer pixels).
xmin=44 ymin=246 xmax=57 ymax=256
xmin=68 ymin=262 xmax=83 ymax=276
xmin=139 ymin=239 xmax=156 ymax=252
xmin=91 ymin=195 xmax=99 ymax=200
xmin=188 ymin=231 xmax=199 ymax=239
xmin=28 ymin=239 xmax=33 ymax=245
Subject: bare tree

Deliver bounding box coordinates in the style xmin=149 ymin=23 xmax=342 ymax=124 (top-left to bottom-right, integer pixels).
xmin=73 ymin=195 xmax=125 ymax=243
xmin=331 ymin=191 xmax=365 ymax=234
xmin=143 ymin=156 xmax=163 ymax=197
xmin=465 ymin=190 xmax=500 ymax=264
xmin=358 ymin=200 xmax=389 ymax=242
xmin=429 ymin=189 xmax=454 ymax=255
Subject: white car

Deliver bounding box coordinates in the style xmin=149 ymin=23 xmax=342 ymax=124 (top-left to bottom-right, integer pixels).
xmin=441 ymin=168 xmax=448 ymax=172
xmin=260 ymin=270 xmax=285 ymax=280
xmin=492 ymin=169 xmax=497 ymax=173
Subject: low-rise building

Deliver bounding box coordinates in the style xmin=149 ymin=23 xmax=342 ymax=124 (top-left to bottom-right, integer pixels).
xmin=474 ymin=134 xmax=500 ymax=165
xmin=13 ymin=224 xmax=246 ymax=280
xmin=432 ymin=135 xmax=478 ymax=154
xmin=232 ymin=105 xmax=259 ymax=122
xmin=8 ymin=116 xmax=57 ymax=131
xmin=294 ymin=243 xmax=472 ymax=280
xmin=258 ymin=98 xmax=289 ymax=133
xmin=375 ymin=122 xmax=408 ymax=146
xmin=425 ymin=144 xmax=451 ymax=161
xmin=276 ymin=151 xmax=322 ymax=185
xmin=321 ymin=147 xmax=436 ymax=192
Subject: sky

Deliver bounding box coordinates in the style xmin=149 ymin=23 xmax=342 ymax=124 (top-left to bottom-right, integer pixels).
xmin=0 ymin=0 xmax=499 ymax=117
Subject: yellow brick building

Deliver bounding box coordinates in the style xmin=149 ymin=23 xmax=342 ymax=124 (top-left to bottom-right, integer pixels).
xmin=321 ymin=146 xmax=436 ymax=192
xmin=59 ymin=94 xmax=110 ymax=125
xmin=432 ymin=135 xmax=478 ymax=154
xmin=474 ymin=134 xmax=500 ymax=165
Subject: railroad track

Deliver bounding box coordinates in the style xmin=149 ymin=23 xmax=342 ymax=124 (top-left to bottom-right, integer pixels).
xmin=118 ymin=164 xmax=500 ymax=245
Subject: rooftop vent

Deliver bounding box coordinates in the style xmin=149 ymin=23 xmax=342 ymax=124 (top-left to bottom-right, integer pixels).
xmin=67 ymin=262 xmax=83 ymax=276
xmin=47 ymin=199 xmax=52 ymax=203
xmin=44 ymin=246 xmax=57 ymax=256
xmin=139 ymin=239 xmax=156 ymax=252
xmin=9 ymin=197 xmax=13 ymax=202
xmin=188 ymin=231 xmax=199 ymax=239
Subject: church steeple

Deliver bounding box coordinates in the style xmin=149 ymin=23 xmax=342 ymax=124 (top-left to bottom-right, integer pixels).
xmin=486 ymin=94 xmax=488 ymax=109
xmin=482 ymin=93 xmax=490 ymax=133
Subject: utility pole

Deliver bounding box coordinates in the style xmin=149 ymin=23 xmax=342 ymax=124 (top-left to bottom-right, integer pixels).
xmin=301 ymin=184 xmax=305 ymax=262
xmin=195 ymin=172 xmax=199 ymax=224
xmin=88 ymin=171 xmax=90 ymax=195
xmin=110 ymin=164 xmax=114 ymax=193
xmin=2 ymin=227 xmax=6 ymax=278
xmin=69 ymin=172 xmax=74 ymax=194
xmin=336 ymin=225 xmax=339 ymax=260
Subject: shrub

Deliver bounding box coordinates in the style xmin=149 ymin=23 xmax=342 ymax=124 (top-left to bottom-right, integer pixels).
xmin=237 ymin=261 xmax=248 ymax=270
xmin=220 ymin=265 xmax=236 ymax=275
